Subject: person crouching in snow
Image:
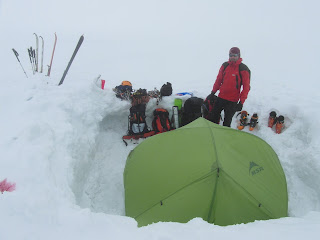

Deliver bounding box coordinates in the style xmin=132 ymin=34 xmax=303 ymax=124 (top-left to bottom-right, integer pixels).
xmin=208 ymin=47 xmax=250 ymax=127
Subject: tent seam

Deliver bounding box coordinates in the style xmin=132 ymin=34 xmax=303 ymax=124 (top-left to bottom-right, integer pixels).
xmin=134 ymin=171 xmax=217 ymax=219
xmin=205 ymin=120 xmax=221 ymax=223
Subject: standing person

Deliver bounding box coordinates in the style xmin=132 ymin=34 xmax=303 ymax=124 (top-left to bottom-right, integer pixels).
xmin=208 ymin=47 xmax=250 ymax=127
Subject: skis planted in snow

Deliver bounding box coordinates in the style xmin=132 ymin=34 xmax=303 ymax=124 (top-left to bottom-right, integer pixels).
xmin=47 ymin=33 xmax=57 ymax=77
xmin=39 ymin=36 xmax=44 ymax=73
xmin=33 ymin=33 xmax=39 ymax=72
xmin=58 ymin=35 xmax=84 ymax=86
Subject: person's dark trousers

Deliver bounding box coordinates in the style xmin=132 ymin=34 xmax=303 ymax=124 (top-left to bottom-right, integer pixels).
xmin=211 ymin=97 xmax=237 ymax=127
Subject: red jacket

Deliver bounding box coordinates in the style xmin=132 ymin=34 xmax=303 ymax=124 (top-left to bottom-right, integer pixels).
xmin=212 ymin=58 xmax=250 ymax=104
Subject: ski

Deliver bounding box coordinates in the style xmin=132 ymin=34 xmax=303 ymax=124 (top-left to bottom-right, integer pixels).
xmin=32 ymin=49 xmax=36 ymax=72
xmin=39 ymin=36 xmax=44 ymax=73
xmin=58 ymin=35 xmax=84 ymax=86
xmin=122 ymin=131 xmax=155 ymax=146
xmin=12 ymin=48 xmax=28 ymax=78
xmin=33 ymin=33 xmax=39 ymax=72
xmin=47 ymin=33 xmax=57 ymax=77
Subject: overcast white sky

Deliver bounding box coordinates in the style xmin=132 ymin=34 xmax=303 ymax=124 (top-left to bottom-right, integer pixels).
xmin=1 ymin=0 xmax=320 ymax=90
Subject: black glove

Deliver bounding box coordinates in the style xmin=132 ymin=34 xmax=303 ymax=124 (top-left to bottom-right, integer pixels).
xmin=235 ymin=101 xmax=243 ymax=111
xmin=208 ymin=91 xmax=216 ymax=102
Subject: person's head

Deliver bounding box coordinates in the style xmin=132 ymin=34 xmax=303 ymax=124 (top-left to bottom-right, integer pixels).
xmin=229 ymin=47 xmax=240 ymax=62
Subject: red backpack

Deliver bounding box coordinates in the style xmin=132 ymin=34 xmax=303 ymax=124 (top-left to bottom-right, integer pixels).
xmin=152 ymin=108 xmax=172 ymax=134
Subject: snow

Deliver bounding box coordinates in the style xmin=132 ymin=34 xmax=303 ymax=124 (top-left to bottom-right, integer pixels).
xmin=1 ymin=0 xmax=320 ymax=239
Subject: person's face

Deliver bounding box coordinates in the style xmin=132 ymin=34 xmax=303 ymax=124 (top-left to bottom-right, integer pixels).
xmin=229 ymin=53 xmax=239 ymax=62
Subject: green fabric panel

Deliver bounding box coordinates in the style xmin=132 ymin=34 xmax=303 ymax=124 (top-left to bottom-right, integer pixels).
xmin=124 ymin=124 xmax=218 ymax=218
xmin=211 ymin=127 xmax=288 ymax=218
xmin=135 ymin=173 xmax=217 ymax=227
xmin=209 ymin=170 xmax=272 ymax=226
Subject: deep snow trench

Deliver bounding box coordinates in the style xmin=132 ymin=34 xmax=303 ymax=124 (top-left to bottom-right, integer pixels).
xmin=70 ymin=94 xmax=172 ymax=216
xmin=69 ymin=90 xmax=320 ymax=219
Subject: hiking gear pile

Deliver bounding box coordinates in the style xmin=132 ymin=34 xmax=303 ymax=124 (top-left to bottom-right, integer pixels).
xmin=113 ymin=81 xmax=133 ymax=100
xmin=114 ymin=81 xmax=286 ymax=145
xmin=121 ymin=82 xmax=175 ymax=145
xmin=132 ymin=88 xmax=149 ymax=106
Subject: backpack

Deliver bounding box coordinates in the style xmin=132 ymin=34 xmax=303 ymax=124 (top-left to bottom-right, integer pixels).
xmin=202 ymin=94 xmax=218 ymax=120
xmin=128 ymin=104 xmax=148 ymax=135
xmin=132 ymin=88 xmax=149 ymax=106
xmin=152 ymin=108 xmax=172 ymax=133
xmin=181 ymin=97 xmax=204 ymax=126
xmin=115 ymin=85 xmax=132 ymax=93
xmin=160 ymin=82 xmax=172 ymax=97
xmin=222 ymin=62 xmax=251 ymax=89
xmin=114 ymin=85 xmax=132 ymax=100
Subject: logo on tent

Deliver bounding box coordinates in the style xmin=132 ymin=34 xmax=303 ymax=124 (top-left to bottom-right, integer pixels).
xmin=249 ymin=161 xmax=264 ymax=176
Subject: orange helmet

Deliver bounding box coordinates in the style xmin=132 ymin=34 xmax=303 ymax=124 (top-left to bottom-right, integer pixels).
xmin=121 ymin=81 xmax=132 ymax=87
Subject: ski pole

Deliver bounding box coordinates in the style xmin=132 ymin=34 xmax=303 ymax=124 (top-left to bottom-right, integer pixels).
xmin=32 ymin=49 xmax=36 ymax=72
xmin=28 ymin=48 xmax=35 ymax=74
xmin=30 ymin=47 xmax=36 ymax=74
xmin=59 ymin=35 xmax=84 ymax=86
xmin=12 ymin=48 xmax=28 ymax=78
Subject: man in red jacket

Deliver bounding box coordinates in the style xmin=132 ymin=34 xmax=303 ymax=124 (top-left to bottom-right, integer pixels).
xmin=208 ymin=47 xmax=250 ymax=127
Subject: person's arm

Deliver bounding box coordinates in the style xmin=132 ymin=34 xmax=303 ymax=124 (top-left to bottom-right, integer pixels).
xmin=212 ymin=65 xmax=225 ymax=93
xmin=239 ymin=70 xmax=250 ymax=104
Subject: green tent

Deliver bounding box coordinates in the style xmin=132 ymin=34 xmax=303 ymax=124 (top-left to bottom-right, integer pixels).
xmin=124 ymin=118 xmax=288 ymax=227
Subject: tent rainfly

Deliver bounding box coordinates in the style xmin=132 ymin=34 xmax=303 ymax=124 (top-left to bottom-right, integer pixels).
xmin=124 ymin=118 xmax=288 ymax=227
